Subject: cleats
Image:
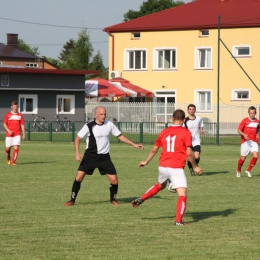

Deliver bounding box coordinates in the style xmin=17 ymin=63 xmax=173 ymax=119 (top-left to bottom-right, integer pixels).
xmin=7 ymin=160 xmax=11 ymax=165
xmin=236 ymin=171 xmax=241 ymax=178
xmin=189 ymin=168 xmax=196 ymax=176
xmin=131 ymin=198 xmax=143 ymax=208
xmin=11 ymin=163 xmax=17 ymax=166
xmin=110 ymin=200 xmax=119 ymax=206
xmin=245 ymin=170 xmax=252 ymax=178
xmin=64 ymin=200 xmax=75 ymax=206
xmin=174 ymin=221 xmax=188 ymax=226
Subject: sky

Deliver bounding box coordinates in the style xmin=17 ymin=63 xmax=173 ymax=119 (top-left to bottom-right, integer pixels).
xmin=1 ymin=0 xmax=190 ymax=67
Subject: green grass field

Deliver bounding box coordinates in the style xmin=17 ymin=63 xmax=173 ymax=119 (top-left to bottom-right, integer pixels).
xmin=0 ymin=142 xmax=260 ymax=260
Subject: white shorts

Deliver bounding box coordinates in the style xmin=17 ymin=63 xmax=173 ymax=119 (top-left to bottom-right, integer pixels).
xmin=240 ymin=140 xmax=258 ymax=156
xmin=5 ymin=135 xmax=21 ymax=147
xmin=158 ymin=167 xmax=187 ymax=189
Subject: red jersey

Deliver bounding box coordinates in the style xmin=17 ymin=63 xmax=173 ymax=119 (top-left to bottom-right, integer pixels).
xmin=155 ymin=125 xmax=192 ymax=169
xmin=238 ymin=117 xmax=260 ymax=144
xmin=3 ymin=111 xmax=25 ymax=137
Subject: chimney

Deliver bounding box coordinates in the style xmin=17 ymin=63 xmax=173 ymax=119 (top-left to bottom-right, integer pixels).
xmin=7 ymin=33 xmax=18 ymax=48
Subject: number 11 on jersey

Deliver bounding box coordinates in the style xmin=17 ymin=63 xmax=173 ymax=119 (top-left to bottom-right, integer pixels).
xmin=166 ymin=135 xmax=176 ymax=152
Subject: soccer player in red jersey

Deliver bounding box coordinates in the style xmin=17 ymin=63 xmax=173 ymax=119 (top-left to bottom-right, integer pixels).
xmin=236 ymin=106 xmax=260 ymax=178
xmin=132 ymin=109 xmax=202 ymax=226
xmin=3 ymin=101 xmax=26 ymax=165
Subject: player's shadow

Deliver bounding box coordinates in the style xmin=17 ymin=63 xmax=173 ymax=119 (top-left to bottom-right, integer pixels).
xmin=18 ymin=161 xmax=57 ymax=165
xmin=141 ymin=208 xmax=236 ymax=223
xmin=201 ymin=170 xmax=229 ymax=176
xmin=81 ymin=196 xmax=163 ymax=205
xmin=185 ymin=208 xmax=236 ymax=223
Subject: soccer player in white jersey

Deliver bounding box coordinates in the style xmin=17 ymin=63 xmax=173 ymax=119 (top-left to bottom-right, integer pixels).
xmin=64 ymin=106 xmax=144 ymax=206
xmin=3 ymin=101 xmax=26 ymax=165
xmin=236 ymin=106 xmax=260 ymax=178
xmin=184 ymin=104 xmax=204 ymax=176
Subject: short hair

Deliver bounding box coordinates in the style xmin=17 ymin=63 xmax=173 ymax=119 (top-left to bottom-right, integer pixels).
xmin=173 ymin=109 xmax=185 ymax=120
xmin=11 ymin=101 xmax=18 ymax=106
xmin=187 ymin=104 xmax=196 ymax=110
xmin=248 ymin=106 xmax=257 ymax=113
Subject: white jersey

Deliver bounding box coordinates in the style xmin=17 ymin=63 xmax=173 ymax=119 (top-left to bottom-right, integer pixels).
xmin=184 ymin=116 xmax=204 ymax=146
xmin=77 ymin=119 xmax=121 ymax=154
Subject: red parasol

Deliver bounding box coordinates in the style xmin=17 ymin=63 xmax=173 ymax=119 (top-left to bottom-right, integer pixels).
xmin=85 ymin=77 xmax=126 ymax=98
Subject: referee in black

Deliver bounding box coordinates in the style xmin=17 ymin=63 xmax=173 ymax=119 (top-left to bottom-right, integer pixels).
xmin=65 ymin=106 xmax=144 ymax=206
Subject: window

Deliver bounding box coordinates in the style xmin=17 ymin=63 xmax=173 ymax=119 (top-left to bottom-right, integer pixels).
xmin=233 ymin=45 xmax=251 ymax=57
xmin=132 ymin=32 xmax=140 ymax=39
xmin=124 ymin=49 xmax=147 ymax=70
xmin=25 ymin=63 xmax=38 ymax=68
xmin=200 ymin=30 xmax=209 ymax=36
xmin=154 ymin=48 xmax=177 ymax=70
xmin=195 ymin=47 xmax=212 ymax=69
xmin=57 ymin=95 xmax=75 ymax=114
xmin=154 ymin=90 xmax=176 ymax=122
xmin=232 ymin=89 xmax=250 ymax=101
xmin=19 ymin=94 xmax=38 ymax=114
xmin=195 ymin=90 xmax=212 ymax=111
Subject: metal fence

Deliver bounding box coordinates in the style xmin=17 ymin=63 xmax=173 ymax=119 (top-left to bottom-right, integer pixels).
xmin=0 ymin=120 xmax=220 ymax=144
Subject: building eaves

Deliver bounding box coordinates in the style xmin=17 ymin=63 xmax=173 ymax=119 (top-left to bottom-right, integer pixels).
xmin=0 ymin=67 xmax=98 ymax=76
xmin=104 ymin=0 xmax=260 ymax=33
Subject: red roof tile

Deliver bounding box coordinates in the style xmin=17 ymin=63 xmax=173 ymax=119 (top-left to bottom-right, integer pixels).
xmin=104 ymin=0 xmax=260 ymax=32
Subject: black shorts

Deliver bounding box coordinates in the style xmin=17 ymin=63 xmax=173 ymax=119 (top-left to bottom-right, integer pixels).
xmin=78 ymin=153 xmax=117 ymax=175
xmin=192 ymin=145 xmax=201 ymax=153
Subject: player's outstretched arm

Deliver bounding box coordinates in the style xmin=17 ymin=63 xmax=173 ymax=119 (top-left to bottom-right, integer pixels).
xmin=117 ymin=134 xmax=144 ymax=150
xmin=139 ymin=145 xmax=159 ymax=168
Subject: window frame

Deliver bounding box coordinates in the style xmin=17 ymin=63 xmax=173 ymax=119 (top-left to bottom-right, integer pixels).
xmin=153 ymin=47 xmax=177 ymax=70
xmin=124 ymin=48 xmax=147 ymax=70
xmin=200 ymin=30 xmax=209 ymax=37
xmin=194 ymin=47 xmax=212 ymax=70
xmin=194 ymin=89 xmax=212 ymax=112
xmin=56 ymin=95 xmax=75 ymax=114
xmin=231 ymin=89 xmax=250 ymax=101
xmin=18 ymin=94 xmax=38 ymax=114
xmin=25 ymin=63 xmax=38 ymax=68
xmin=232 ymin=45 xmax=251 ymax=58
xmin=131 ymin=32 xmax=140 ymax=39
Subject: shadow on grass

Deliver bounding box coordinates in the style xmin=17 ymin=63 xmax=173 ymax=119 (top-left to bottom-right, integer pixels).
xmin=17 ymin=161 xmax=57 ymax=165
xmin=140 ymin=208 xmax=236 ymax=223
xmin=185 ymin=208 xmax=236 ymax=223
xmin=202 ymin=170 xmax=229 ymax=176
xmin=79 ymin=195 xmax=165 ymax=205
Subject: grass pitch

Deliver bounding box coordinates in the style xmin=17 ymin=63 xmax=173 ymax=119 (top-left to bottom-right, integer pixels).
xmin=0 ymin=142 xmax=260 ymax=260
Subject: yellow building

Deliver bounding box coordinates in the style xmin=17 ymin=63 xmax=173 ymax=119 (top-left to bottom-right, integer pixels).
xmin=104 ymin=0 xmax=260 ymax=123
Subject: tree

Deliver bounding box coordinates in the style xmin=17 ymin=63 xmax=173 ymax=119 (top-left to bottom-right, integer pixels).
xmin=89 ymin=51 xmax=107 ymax=78
xmin=18 ymin=39 xmax=40 ymax=56
xmin=60 ymin=28 xmax=94 ymax=70
xmin=59 ymin=28 xmax=106 ymax=74
xmin=58 ymin=39 xmax=75 ymax=62
xmin=123 ymin=0 xmax=184 ymax=21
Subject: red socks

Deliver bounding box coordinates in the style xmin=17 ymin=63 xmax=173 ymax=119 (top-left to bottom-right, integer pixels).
xmin=141 ymin=183 xmax=161 ymax=201
xmin=237 ymin=158 xmax=244 ymax=172
xmin=175 ymin=196 xmax=187 ymax=223
xmin=12 ymin=149 xmax=19 ymax=164
xmin=247 ymin=157 xmax=258 ymax=171
xmin=5 ymin=148 xmax=10 ymax=160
